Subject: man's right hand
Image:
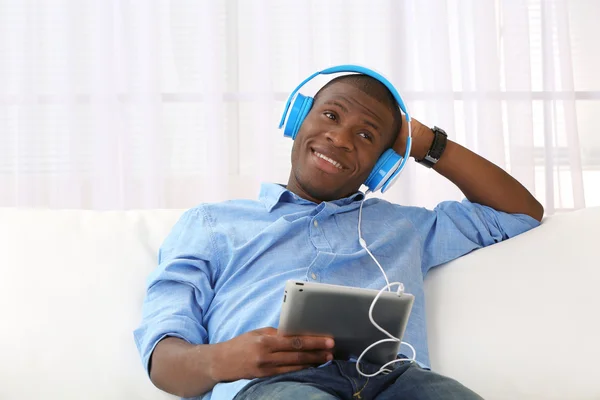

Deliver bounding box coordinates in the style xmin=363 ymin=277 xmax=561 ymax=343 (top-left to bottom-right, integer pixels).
xmin=210 ymin=327 xmax=335 ymax=382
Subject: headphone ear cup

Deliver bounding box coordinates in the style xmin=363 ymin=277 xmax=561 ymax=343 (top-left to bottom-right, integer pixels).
xmin=364 ymin=149 xmax=402 ymax=192
xmin=283 ymin=94 xmax=314 ymax=139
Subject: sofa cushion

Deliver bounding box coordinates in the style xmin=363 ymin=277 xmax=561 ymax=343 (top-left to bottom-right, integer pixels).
xmin=425 ymin=207 xmax=600 ymax=400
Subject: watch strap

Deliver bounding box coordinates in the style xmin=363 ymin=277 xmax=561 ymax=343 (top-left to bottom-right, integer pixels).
xmin=416 ymin=126 xmax=447 ymax=168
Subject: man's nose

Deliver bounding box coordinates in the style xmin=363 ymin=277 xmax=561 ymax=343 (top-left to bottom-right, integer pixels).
xmin=325 ymin=127 xmax=354 ymax=151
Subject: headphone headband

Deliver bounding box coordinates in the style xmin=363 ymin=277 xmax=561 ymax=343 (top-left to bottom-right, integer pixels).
xmin=278 ymin=64 xmax=412 ymax=194
xmin=279 ymin=64 xmax=410 ymax=129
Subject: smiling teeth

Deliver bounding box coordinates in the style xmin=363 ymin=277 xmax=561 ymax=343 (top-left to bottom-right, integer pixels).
xmin=314 ymin=151 xmax=342 ymax=169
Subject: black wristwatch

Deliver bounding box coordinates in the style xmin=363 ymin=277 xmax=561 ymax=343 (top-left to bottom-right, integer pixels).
xmin=416 ymin=126 xmax=448 ymax=168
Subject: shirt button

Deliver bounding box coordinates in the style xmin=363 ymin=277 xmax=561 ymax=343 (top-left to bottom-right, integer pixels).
xmin=311 ymin=273 xmax=317 ymax=280
xmin=313 ymin=220 xmax=319 ymax=227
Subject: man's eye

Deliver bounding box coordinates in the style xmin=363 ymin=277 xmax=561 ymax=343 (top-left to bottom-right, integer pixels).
xmin=359 ymin=132 xmax=373 ymax=141
xmin=324 ymin=112 xmax=336 ymax=121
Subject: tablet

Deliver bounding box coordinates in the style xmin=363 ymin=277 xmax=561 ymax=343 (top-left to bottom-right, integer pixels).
xmin=277 ymin=280 xmax=414 ymax=365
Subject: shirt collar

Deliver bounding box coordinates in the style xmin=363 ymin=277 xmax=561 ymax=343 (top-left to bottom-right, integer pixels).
xmin=258 ymin=183 xmax=365 ymax=212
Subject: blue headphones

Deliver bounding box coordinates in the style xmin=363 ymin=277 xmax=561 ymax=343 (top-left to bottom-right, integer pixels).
xmin=278 ymin=65 xmax=412 ymax=193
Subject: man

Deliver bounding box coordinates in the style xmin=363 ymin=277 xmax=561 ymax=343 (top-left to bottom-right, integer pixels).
xmin=134 ymin=72 xmax=543 ymax=400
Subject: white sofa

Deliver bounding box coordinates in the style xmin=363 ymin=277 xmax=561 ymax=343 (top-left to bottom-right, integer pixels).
xmin=1 ymin=206 xmax=599 ymax=400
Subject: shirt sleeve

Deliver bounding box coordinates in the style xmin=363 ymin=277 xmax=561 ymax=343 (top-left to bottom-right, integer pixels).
xmin=133 ymin=207 xmax=220 ymax=375
xmin=400 ymin=199 xmax=541 ymax=275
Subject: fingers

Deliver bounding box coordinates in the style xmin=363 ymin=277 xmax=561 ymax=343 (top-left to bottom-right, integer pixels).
xmin=270 ymin=335 xmax=335 ymax=352
xmin=267 ymin=350 xmax=333 ymax=367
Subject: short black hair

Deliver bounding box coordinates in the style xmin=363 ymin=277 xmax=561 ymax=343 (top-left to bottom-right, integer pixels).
xmin=314 ymin=74 xmax=402 ymax=148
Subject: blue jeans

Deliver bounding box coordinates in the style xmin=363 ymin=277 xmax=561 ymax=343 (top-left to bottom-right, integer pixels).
xmin=233 ymin=360 xmax=483 ymax=400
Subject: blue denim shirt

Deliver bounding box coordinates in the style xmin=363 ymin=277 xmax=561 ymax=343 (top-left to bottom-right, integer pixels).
xmin=134 ymin=183 xmax=539 ymax=400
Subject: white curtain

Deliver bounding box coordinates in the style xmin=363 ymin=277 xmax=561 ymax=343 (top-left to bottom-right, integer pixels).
xmin=1 ymin=0 xmax=599 ymax=213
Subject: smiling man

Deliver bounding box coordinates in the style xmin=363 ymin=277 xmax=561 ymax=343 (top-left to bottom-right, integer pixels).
xmin=288 ymin=76 xmax=403 ymax=203
xmin=134 ymin=72 xmax=543 ymax=400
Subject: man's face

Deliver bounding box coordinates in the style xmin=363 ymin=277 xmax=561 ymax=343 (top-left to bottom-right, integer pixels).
xmin=287 ymin=82 xmax=396 ymax=202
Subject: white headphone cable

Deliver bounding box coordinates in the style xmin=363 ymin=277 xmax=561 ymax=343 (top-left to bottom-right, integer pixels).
xmin=356 ymin=195 xmax=416 ymax=377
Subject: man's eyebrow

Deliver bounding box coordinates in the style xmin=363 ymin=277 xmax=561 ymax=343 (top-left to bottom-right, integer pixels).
xmin=363 ymin=119 xmax=381 ymax=134
xmin=324 ymin=100 xmax=349 ymax=114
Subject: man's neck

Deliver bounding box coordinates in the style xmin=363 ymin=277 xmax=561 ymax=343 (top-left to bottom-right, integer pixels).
xmin=285 ymin=178 xmax=360 ymax=204
xmin=285 ymin=180 xmax=321 ymax=204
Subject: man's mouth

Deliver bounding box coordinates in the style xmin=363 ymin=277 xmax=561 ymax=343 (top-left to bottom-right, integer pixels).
xmin=312 ymin=150 xmax=343 ymax=170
